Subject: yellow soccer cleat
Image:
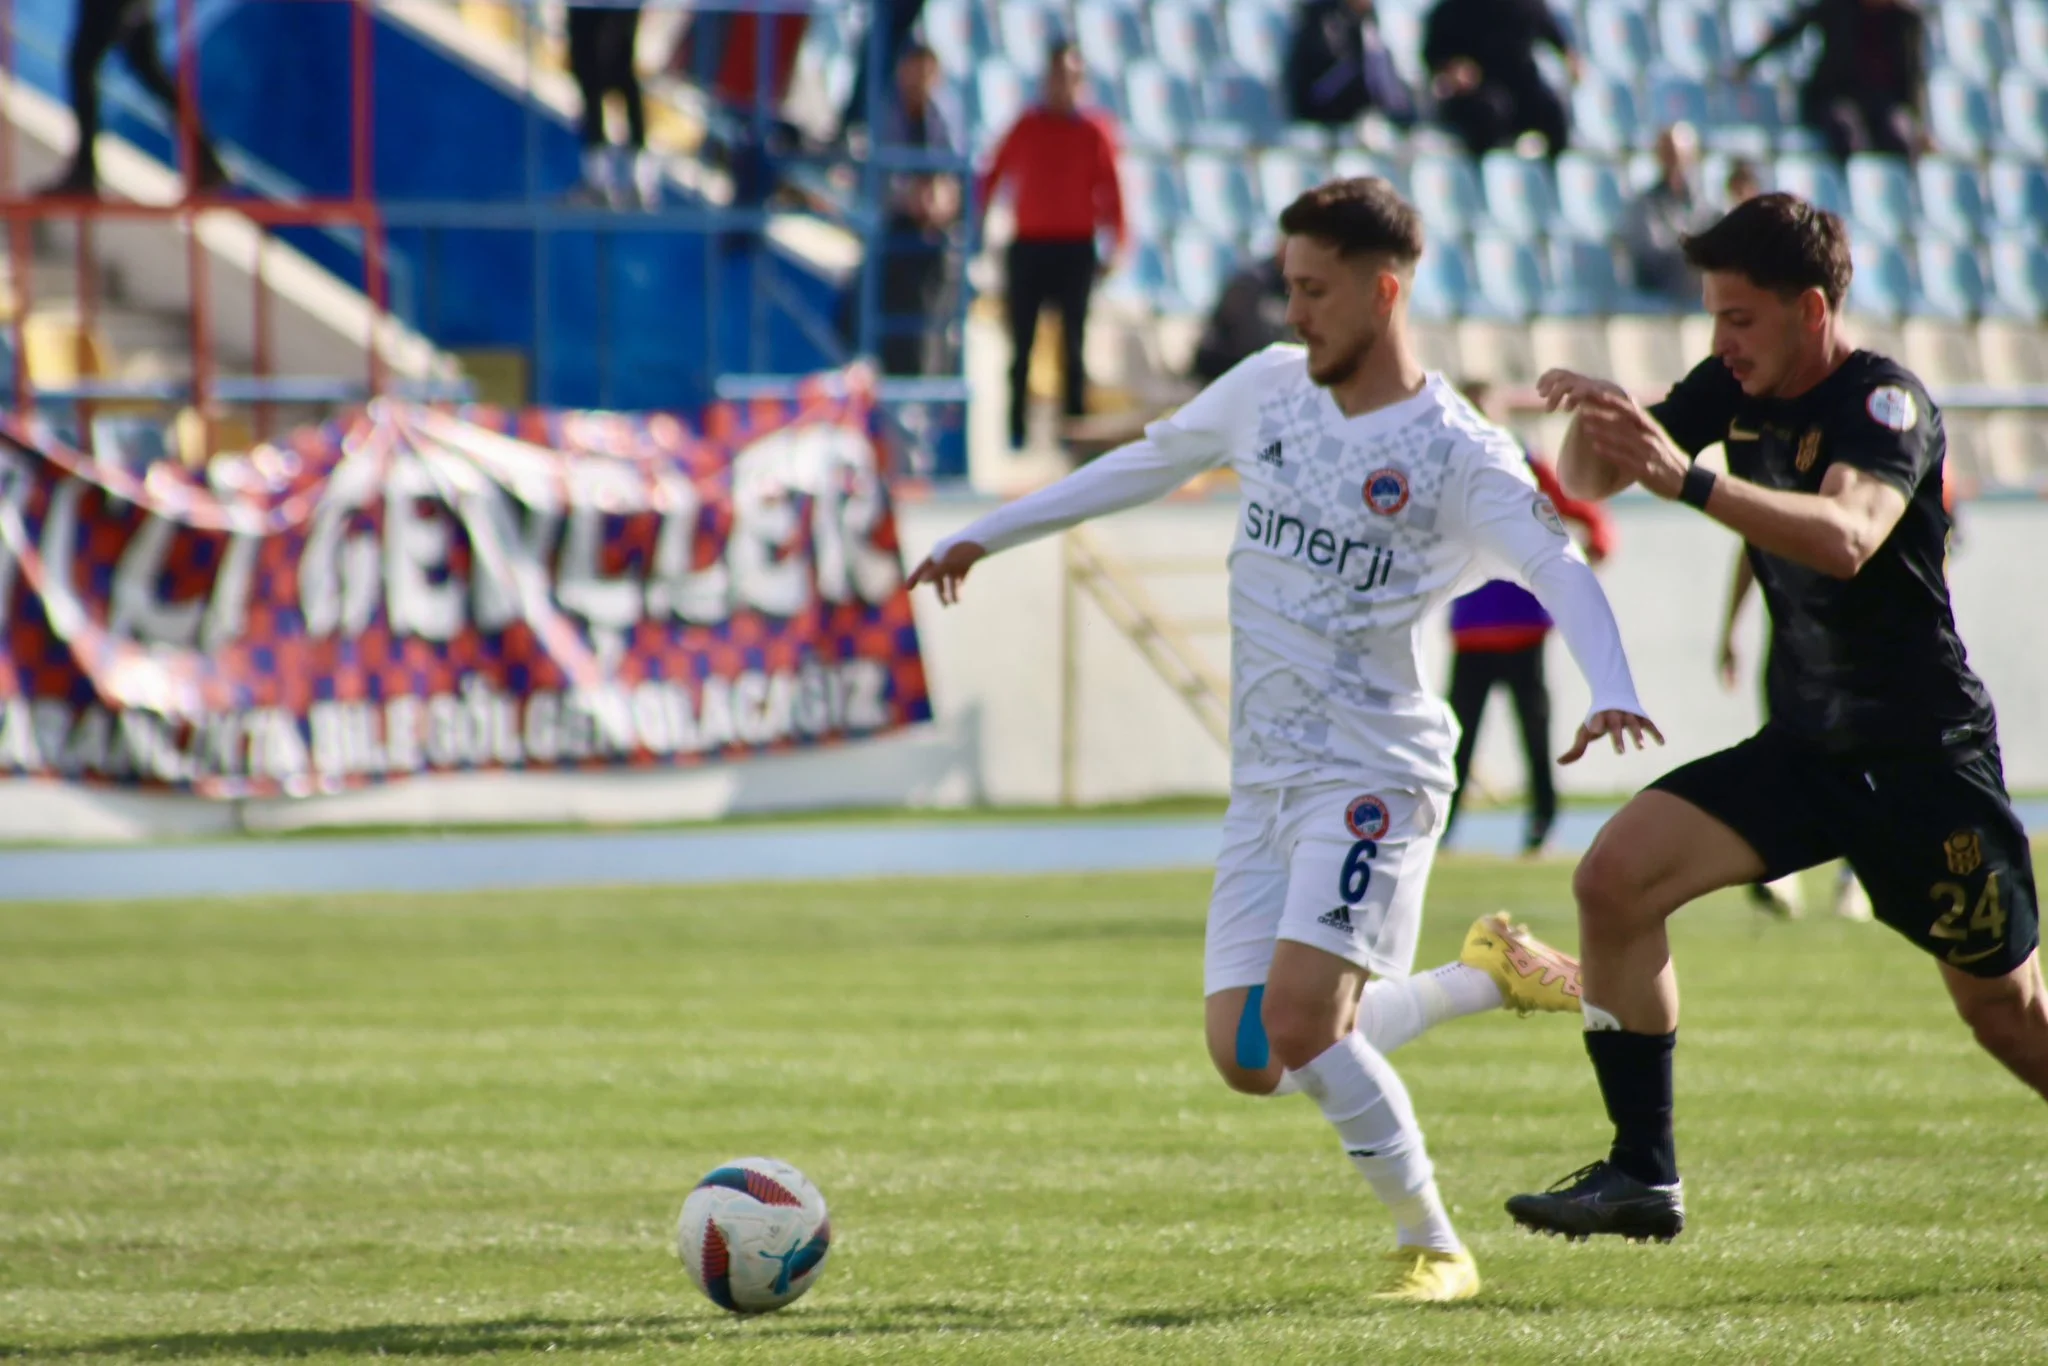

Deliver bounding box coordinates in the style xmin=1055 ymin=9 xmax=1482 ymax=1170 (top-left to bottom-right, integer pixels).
xmin=1460 ymin=912 xmax=1583 ymax=1015
xmin=1371 ymin=1247 xmax=1481 ymax=1303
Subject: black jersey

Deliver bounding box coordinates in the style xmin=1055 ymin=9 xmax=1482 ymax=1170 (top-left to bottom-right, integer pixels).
xmin=1650 ymin=350 xmax=1996 ymax=758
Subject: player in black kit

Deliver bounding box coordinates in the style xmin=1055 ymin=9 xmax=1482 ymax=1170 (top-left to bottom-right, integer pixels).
xmin=1503 ymin=193 xmax=2044 ymax=1242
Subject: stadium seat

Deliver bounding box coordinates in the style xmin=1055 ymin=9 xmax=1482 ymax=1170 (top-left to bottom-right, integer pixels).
xmin=1706 ymin=78 xmax=1783 ymax=155
xmin=1927 ymin=74 xmax=1998 ymax=159
xmin=1182 ymin=151 xmax=1260 ymax=240
xmin=1546 ymin=237 xmax=1623 ymax=315
xmin=2014 ymin=2 xmax=2048 ymax=79
xmin=1256 ymin=148 xmax=1317 ymax=221
xmin=1409 ymin=236 xmax=1475 ymax=321
xmin=974 ymin=61 xmax=1029 ymax=151
xmin=1151 ymin=1 xmax=1224 ymax=81
xmin=1773 ymin=153 xmax=1851 ymax=219
xmin=1410 ymin=153 xmax=1484 ymax=237
xmin=1916 ymin=158 xmax=1989 ymax=247
xmin=1470 ymin=234 xmax=1546 ymax=320
xmin=1123 ymin=61 xmax=1199 ymax=151
xmin=1119 ymin=153 xmax=1188 ymax=246
xmin=1171 ymin=228 xmax=1235 ymax=313
xmin=1997 ymin=74 xmax=2048 ymax=159
xmin=1074 ymin=1 xmax=1147 ymax=80
xmin=1645 ymin=74 xmax=1711 ymax=138
xmin=921 ymin=0 xmax=978 ymax=73
xmin=1199 ymin=66 xmax=1282 ymax=146
xmin=1554 ymin=152 xmax=1628 ymax=240
xmin=1104 ymin=239 xmax=1176 ymax=311
xmin=1845 ymin=155 xmax=1917 ymax=246
xmin=1988 ymin=160 xmax=2048 ymax=238
xmin=1478 ymin=152 xmax=1557 ymax=241
xmin=1331 ymin=150 xmax=1407 ymax=197
xmin=1655 ymin=1 xmax=1726 ymax=82
xmin=1570 ymin=73 xmax=1642 ymax=154
xmin=1584 ymin=2 xmax=1654 ymax=78
xmin=1222 ymin=1 xmax=1289 ymax=87
xmin=1915 ymin=240 xmax=1987 ymax=322
xmin=1847 ymin=239 xmax=1916 ymax=320
xmin=1376 ymin=3 xmax=1427 ymax=89
xmin=1988 ymin=235 xmax=2048 ymax=319
xmin=1938 ymin=4 xmax=2008 ymax=84
xmin=1001 ymin=2 xmax=1070 ymax=69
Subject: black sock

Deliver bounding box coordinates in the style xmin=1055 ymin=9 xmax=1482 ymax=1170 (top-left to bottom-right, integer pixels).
xmin=1583 ymin=1028 xmax=1679 ymax=1186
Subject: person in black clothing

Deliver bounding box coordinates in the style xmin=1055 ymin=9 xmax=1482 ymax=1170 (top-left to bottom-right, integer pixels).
xmin=1421 ymin=0 xmax=1581 ymax=159
xmin=839 ymin=0 xmax=930 ymax=139
xmin=1284 ymin=0 xmax=1418 ymax=130
xmin=853 ymin=41 xmax=961 ymax=376
xmin=568 ymin=4 xmax=656 ymax=208
xmin=1733 ymin=0 xmax=1928 ymax=162
xmin=1189 ymin=249 xmax=1287 ymax=384
xmin=1504 ymin=194 xmax=2043 ymax=1243
xmin=41 ymin=0 xmax=227 ymax=196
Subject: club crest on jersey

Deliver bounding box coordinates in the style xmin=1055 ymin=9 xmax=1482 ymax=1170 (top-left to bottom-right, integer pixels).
xmin=1866 ymin=385 xmax=1918 ymax=432
xmin=1362 ymin=468 xmax=1410 ymax=516
xmin=1345 ymin=794 xmax=1392 ymax=840
xmin=1531 ymin=495 xmax=1566 ymax=536
xmin=1945 ymin=829 xmax=1984 ymax=876
xmin=1796 ymin=427 xmax=1823 ymax=472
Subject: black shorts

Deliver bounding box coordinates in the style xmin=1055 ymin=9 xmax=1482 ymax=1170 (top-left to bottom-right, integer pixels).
xmin=1649 ymin=727 xmax=2040 ymax=978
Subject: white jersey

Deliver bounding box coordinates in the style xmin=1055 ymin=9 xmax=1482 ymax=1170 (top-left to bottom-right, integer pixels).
xmin=935 ymin=345 xmax=1643 ymax=794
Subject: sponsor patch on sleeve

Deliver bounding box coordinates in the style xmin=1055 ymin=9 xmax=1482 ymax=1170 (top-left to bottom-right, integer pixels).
xmin=1865 ymin=385 xmax=1918 ymax=432
xmin=1531 ymin=495 xmax=1567 ymax=536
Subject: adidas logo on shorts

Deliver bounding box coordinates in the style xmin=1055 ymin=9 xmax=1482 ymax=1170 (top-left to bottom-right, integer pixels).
xmin=1317 ymin=906 xmax=1353 ymax=931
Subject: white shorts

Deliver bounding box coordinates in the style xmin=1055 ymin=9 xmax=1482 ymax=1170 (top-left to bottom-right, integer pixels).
xmin=1203 ymin=780 xmax=1449 ymax=997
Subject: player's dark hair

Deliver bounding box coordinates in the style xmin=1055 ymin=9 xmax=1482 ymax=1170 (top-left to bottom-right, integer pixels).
xmin=1278 ymin=177 xmax=1424 ymax=266
xmin=1681 ymin=192 xmax=1852 ymax=309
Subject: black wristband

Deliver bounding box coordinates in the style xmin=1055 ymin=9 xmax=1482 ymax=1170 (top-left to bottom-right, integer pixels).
xmin=1678 ymin=464 xmax=1717 ymax=510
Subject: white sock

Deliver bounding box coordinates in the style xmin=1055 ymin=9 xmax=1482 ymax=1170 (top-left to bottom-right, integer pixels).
xmin=580 ymin=145 xmax=612 ymax=190
xmin=1292 ymin=1032 xmax=1461 ymax=1253
xmin=632 ymin=149 xmax=662 ymax=206
xmin=1271 ymin=1070 xmax=1302 ymax=1097
xmin=1358 ymin=964 xmax=1505 ymax=1054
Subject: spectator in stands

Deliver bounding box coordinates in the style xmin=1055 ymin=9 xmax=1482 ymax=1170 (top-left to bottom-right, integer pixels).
xmin=1724 ymin=157 xmax=1764 ymax=206
xmin=568 ymin=3 xmax=658 ymax=208
xmin=41 ymin=0 xmax=227 ymax=196
xmin=860 ymin=40 xmax=961 ymax=376
xmin=1732 ymin=0 xmax=1929 ymax=163
xmin=1444 ymin=380 xmax=1615 ymax=855
xmin=978 ymin=43 xmax=1127 ymax=453
xmin=1284 ymin=0 xmax=1419 ymax=131
xmin=1621 ymin=123 xmax=1713 ymax=301
xmin=1421 ymin=0 xmax=1581 ymax=160
xmin=840 ymin=0 xmax=929 ymax=139
xmin=1190 ymin=244 xmax=1290 ymax=385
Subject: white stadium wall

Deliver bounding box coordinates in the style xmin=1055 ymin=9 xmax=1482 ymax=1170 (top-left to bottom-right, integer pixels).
xmin=1 ymin=496 xmax=2042 ymax=841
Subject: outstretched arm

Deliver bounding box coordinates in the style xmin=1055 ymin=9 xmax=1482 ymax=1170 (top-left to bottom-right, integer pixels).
xmin=1716 ymin=550 xmax=1754 ymax=690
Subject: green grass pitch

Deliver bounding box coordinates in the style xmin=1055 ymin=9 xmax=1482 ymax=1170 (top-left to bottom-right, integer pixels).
xmin=5 ymin=856 xmax=2046 ymax=1364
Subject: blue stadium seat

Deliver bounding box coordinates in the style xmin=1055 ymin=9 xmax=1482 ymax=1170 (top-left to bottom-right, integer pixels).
xmin=999 ymin=2 xmax=1065 ymax=70
xmin=1410 ymin=153 xmax=1484 ymax=237
xmin=1938 ymin=4 xmax=2008 ymax=84
xmin=1105 ymin=239 xmax=1177 ymax=311
xmin=1707 ymin=78 xmax=1783 ymax=155
xmin=1182 ymin=151 xmax=1260 ymax=240
xmin=920 ymin=0 xmax=977 ymax=73
xmin=1554 ymin=152 xmax=1627 ymax=239
xmin=1172 ymin=228 xmax=1235 ymax=313
xmin=1584 ymin=2 xmax=1655 ymax=78
xmin=1256 ymin=148 xmax=1317 ymax=221
xmin=1074 ymin=1 xmax=1147 ymax=81
xmin=1546 ymin=237 xmax=1622 ymax=315
xmin=1726 ymin=0 xmax=1819 ymax=78
xmin=1916 ymin=241 xmax=1988 ymax=322
xmin=1478 ymin=152 xmax=1557 ymax=241
xmin=1330 ymin=150 xmax=1407 ymax=198
xmin=1119 ymin=153 xmax=1188 ymax=246
xmin=1123 ymin=61 xmax=1200 ymax=151
xmin=1845 ymin=155 xmax=1916 ymax=246
xmin=1377 ymin=4 xmax=1427 ymax=89
xmin=1927 ymin=74 xmax=1998 ymax=159
xmin=1997 ymin=74 xmax=2048 ymax=159
xmin=1645 ymin=74 xmax=1711 ymax=138
xmin=1773 ymin=153 xmax=1851 ymax=219
xmin=1152 ymin=1 xmax=1225 ymax=81
xmin=1410 ymin=237 xmax=1475 ymax=321
xmin=1988 ymin=160 xmax=2048 ymax=239
xmin=1656 ymin=1 xmax=1726 ymax=82
xmin=2015 ymin=2 xmax=2048 ymax=79
xmin=1471 ymin=234 xmax=1545 ymax=320
xmin=1570 ymin=73 xmax=1642 ymax=154
xmin=1222 ymin=1 xmax=1289 ymax=87
xmin=1200 ymin=67 xmax=1282 ymax=146
xmin=974 ymin=61 xmax=1030 ymax=153
xmin=1916 ymin=158 xmax=1989 ymax=246
xmin=1847 ymin=240 xmax=1916 ymax=319
xmin=1987 ymin=235 xmax=2048 ymax=319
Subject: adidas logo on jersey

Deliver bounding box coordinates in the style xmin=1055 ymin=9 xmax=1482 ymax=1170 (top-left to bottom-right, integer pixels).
xmin=1317 ymin=906 xmax=1354 ymax=931
xmin=1257 ymin=440 xmax=1284 ymax=467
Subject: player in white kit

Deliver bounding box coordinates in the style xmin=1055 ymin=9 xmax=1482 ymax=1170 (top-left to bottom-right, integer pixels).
xmin=909 ymin=179 xmax=1659 ymax=1301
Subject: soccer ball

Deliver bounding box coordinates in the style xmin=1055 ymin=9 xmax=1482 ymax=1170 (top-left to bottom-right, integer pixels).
xmin=676 ymin=1157 xmax=832 ymax=1314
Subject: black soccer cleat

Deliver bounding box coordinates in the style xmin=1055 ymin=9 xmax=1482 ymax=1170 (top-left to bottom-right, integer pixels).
xmin=1506 ymin=1160 xmax=1686 ymax=1243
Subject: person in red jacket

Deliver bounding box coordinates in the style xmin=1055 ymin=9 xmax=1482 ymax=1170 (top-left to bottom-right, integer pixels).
xmin=977 ymin=42 xmax=1127 ymax=452
xmin=1444 ymin=381 xmax=1616 ymax=853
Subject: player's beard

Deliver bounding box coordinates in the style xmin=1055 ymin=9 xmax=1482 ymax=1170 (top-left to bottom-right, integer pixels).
xmin=1307 ymin=321 xmax=1382 ymax=389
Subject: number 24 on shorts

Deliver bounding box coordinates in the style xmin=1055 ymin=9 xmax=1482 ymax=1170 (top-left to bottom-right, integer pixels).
xmin=1340 ymin=840 xmax=1379 ymax=904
